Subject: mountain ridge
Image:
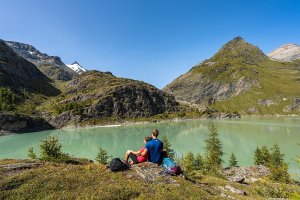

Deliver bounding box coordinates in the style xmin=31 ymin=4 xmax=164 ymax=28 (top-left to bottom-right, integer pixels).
xmin=268 ymin=43 xmax=300 ymax=62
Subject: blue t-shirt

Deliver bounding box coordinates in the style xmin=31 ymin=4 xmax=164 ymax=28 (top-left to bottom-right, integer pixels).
xmin=145 ymin=139 xmax=163 ymax=164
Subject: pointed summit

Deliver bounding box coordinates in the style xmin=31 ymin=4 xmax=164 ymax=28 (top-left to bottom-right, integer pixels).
xmin=211 ymin=36 xmax=267 ymax=63
xmin=66 ymin=61 xmax=87 ymax=74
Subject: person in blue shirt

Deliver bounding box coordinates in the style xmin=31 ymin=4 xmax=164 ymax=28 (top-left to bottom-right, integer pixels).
xmin=141 ymin=129 xmax=163 ymax=164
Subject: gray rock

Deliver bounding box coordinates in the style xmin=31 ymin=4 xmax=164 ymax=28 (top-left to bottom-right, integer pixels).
xmin=224 ymin=185 xmax=246 ymax=196
xmin=0 ymin=112 xmax=54 ymax=135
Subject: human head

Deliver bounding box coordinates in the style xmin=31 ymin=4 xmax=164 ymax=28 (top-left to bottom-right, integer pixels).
xmin=144 ymin=136 xmax=152 ymax=144
xmin=151 ymin=129 xmax=159 ymax=138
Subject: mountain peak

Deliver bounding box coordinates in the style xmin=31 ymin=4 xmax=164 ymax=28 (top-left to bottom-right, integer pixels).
xmin=268 ymin=43 xmax=300 ymax=62
xmin=66 ymin=61 xmax=87 ymax=74
xmin=211 ymin=37 xmax=267 ymax=63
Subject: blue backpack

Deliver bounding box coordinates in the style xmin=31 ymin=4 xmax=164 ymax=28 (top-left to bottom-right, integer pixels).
xmin=162 ymin=157 xmax=182 ymax=175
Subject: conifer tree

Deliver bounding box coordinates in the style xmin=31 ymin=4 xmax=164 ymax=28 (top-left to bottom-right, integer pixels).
xmin=96 ymin=147 xmax=110 ymax=165
xmin=204 ymin=125 xmax=223 ymax=169
xmin=183 ymin=152 xmax=195 ymax=173
xmin=229 ymin=153 xmax=238 ymax=167
xmin=162 ymin=136 xmax=175 ymax=159
xmin=194 ymin=153 xmax=204 ymax=170
xmin=27 ymin=147 xmax=37 ymax=159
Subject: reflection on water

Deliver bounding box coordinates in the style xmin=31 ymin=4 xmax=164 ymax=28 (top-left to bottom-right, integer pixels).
xmin=0 ymin=116 xmax=299 ymax=176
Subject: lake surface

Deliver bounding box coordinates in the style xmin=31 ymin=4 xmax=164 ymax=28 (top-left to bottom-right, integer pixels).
xmin=0 ymin=117 xmax=299 ymax=177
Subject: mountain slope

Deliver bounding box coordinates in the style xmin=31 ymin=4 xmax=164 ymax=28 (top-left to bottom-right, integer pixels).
xmin=40 ymin=71 xmax=179 ymax=127
xmin=0 ymin=40 xmax=60 ymax=96
xmin=66 ymin=61 xmax=86 ymax=73
xmin=163 ymin=37 xmax=300 ymax=115
xmin=268 ymin=43 xmax=300 ymax=62
xmin=5 ymin=41 xmax=77 ymax=81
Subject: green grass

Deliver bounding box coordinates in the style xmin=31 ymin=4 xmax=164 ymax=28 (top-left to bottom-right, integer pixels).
xmin=1 ymin=160 xmax=300 ymax=199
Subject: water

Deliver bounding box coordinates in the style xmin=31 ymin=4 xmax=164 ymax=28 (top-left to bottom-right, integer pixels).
xmin=0 ymin=117 xmax=299 ymax=177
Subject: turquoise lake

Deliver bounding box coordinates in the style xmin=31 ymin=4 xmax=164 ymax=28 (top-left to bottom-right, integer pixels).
xmin=0 ymin=117 xmax=299 ymax=177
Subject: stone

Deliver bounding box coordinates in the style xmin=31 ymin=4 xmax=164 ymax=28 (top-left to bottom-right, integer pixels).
xmin=224 ymin=185 xmax=246 ymax=196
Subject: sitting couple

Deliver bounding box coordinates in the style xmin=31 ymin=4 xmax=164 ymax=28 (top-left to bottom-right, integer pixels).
xmin=124 ymin=129 xmax=164 ymax=165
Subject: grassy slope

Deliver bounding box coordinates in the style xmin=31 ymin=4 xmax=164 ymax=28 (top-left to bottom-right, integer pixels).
xmin=1 ymin=160 xmax=300 ymax=200
xmin=210 ymin=60 xmax=300 ymax=115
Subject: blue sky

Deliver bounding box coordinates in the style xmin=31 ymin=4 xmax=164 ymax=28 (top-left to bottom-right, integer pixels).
xmin=0 ymin=0 xmax=299 ymax=88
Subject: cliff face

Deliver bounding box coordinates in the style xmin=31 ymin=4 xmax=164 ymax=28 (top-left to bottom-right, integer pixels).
xmin=0 ymin=112 xmax=54 ymax=136
xmin=45 ymin=71 xmax=179 ymax=128
xmin=0 ymin=40 xmax=60 ymax=96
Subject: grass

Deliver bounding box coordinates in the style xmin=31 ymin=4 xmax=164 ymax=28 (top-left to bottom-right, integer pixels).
xmin=1 ymin=159 xmax=300 ymax=199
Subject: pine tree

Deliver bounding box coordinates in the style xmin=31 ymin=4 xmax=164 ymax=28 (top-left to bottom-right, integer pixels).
xmin=254 ymin=147 xmax=262 ymax=165
xmin=96 ymin=147 xmax=109 ymax=165
xmin=254 ymin=145 xmax=271 ymax=166
xmin=27 ymin=147 xmax=37 ymax=159
xmin=162 ymin=136 xmax=175 ymax=159
xmin=204 ymin=125 xmax=223 ymax=169
xmin=270 ymin=144 xmax=284 ymax=167
xmin=183 ymin=152 xmax=195 ymax=173
xmin=229 ymin=153 xmax=238 ymax=167
xmin=194 ymin=153 xmax=204 ymax=170
xmin=40 ymin=136 xmax=68 ymax=160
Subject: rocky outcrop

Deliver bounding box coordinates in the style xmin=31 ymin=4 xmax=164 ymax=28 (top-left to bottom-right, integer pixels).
xmin=268 ymin=43 xmax=300 ymax=62
xmin=283 ymin=98 xmax=300 ymax=112
xmin=127 ymin=162 xmax=178 ymax=184
xmin=223 ymin=165 xmax=270 ymax=183
xmin=5 ymin=41 xmax=77 ymax=81
xmin=0 ymin=112 xmax=54 ymax=136
xmin=48 ymin=71 xmax=180 ymax=128
xmin=0 ymin=40 xmax=60 ymax=96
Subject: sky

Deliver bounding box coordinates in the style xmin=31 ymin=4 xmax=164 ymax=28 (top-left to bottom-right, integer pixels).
xmin=0 ymin=0 xmax=299 ymax=88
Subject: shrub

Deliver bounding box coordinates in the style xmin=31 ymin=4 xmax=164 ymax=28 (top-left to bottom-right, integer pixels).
xmin=162 ymin=136 xmax=175 ymax=159
xmin=27 ymin=147 xmax=37 ymax=160
xmin=194 ymin=153 xmax=204 ymax=170
xmin=254 ymin=145 xmax=271 ymax=166
xmin=0 ymin=87 xmax=15 ymax=111
xmin=40 ymin=136 xmax=69 ymax=161
xmin=96 ymin=147 xmax=110 ymax=165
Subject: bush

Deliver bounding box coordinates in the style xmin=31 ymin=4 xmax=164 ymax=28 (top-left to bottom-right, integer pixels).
xmin=254 ymin=145 xmax=271 ymax=166
xmin=0 ymin=87 xmax=15 ymax=111
xmin=40 ymin=136 xmax=69 ymax=161
xmin=182 ymin=152 xmax=195 ymax=173
xmin=96 ymin=147 xmax=110 ymax=165
xmin=27 ymin=147 xmax=37 ymax=160
xmin=162 ymin=136 xmax=175 ymax=159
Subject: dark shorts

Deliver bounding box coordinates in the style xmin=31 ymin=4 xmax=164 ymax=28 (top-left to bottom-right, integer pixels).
xmin=128 ymin=152 xmax=139 ymax=164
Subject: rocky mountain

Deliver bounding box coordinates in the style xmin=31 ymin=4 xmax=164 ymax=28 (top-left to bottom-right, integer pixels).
xmin=0 ymin=40 xmax=60 ymax=96
xmin=163 ymin=37 xmax=300 ymax=115
xmin=43 ymin=71 xmax=179 ymax=128
xmin=66 ymin=61 xmax=86 ymax=74
xmin=5 ymin=41 xmax=77 ymax=81
xmin=268 ymin=43 xmax=300 ymax=62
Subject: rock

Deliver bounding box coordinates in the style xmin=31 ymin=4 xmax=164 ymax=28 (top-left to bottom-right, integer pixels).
xmin=223 ymin=165 xmax=270 ymax=183
xmin=283 ymin=97 xmax=300 ymax=112
xmin=257 ymin=99 xmax=276 ymax=107
xmin=0 ymin=162 xmax=43 ymax=170
xmin=129 ymin=162 xmax=177 ymax=184
xmin=0 ymin=112 xmax=54 ymax=135
xmin=204 ymin=112 xmax=241 ymax=119
xmin=227 ymin=177 xmax=245 ymax=183
xmin=224 ymin=185 xmax=246 ymax=196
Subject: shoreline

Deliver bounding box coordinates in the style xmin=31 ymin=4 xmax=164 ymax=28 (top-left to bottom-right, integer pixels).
xmin=1 ymin=113 xmax=299 ymax=137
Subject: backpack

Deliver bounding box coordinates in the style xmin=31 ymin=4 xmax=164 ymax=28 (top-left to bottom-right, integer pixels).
xmin=162 ymin=157 xmax=182 ymax=175
xmin=108 ymin=158 xmax=130 ymax=172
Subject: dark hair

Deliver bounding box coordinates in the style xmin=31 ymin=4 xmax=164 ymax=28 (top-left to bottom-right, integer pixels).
xmin=151 ymin=129 xmax=159 ymax=137
xmin=144 ymin=136 xmax=152 ymax=142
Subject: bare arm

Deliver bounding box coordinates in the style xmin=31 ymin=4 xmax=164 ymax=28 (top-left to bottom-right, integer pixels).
xmin=141 ymin=149 xmax=148 ymax=157
xmin=131 ymin=150 xmax=141 ymax=155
